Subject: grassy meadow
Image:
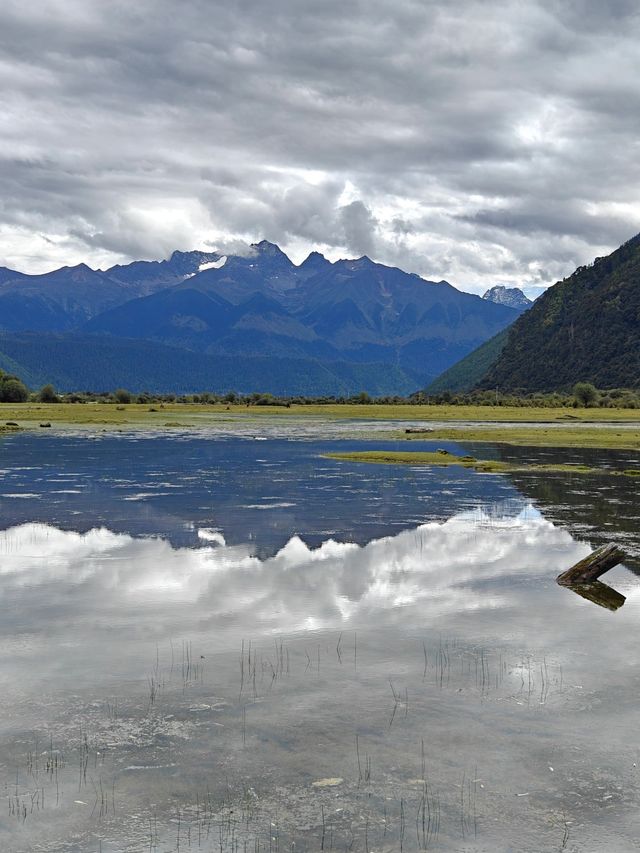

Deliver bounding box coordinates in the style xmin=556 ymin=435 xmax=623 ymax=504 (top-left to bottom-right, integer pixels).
xmin=0 ymin=401 xmax=638 ymax=450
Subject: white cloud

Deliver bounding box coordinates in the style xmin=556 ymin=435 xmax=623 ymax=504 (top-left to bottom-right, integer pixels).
xmin=0 ymin=0 xmax=639 ymax=291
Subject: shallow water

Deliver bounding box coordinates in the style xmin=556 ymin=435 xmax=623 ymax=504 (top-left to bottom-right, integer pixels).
xmin=0 ymin=427 xmax=639 ymax=852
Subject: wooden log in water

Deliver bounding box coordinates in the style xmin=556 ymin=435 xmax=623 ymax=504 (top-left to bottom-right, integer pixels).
xmin=557 ymin=543 xmax=625 ymax=585
xmin=562 ymin=580 xmax=626 ymax=611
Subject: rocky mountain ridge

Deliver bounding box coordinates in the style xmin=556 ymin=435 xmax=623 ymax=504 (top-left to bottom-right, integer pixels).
xmin=0 ymin=241 xmax=520 ymax=394
xmin=482 ymin=285 xmax=532 ymax=312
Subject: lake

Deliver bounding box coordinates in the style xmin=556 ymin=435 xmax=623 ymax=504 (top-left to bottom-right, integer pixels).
xmin=0 ymin=424 xmax=639 ymax=852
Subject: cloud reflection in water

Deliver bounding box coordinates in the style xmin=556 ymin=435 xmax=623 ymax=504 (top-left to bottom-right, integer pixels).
xmin=0 ymin=504 xmax=591 ymax=642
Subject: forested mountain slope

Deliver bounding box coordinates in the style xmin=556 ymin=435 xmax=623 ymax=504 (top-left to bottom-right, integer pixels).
xmin=479 ymin=233 xmax=640 ymax=391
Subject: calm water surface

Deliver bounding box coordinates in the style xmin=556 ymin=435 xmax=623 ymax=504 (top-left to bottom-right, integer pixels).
xmin=0 ymin=426 xmax=639 ymax=852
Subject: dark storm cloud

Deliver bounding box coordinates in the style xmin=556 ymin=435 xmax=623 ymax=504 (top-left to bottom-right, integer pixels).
xmin=0 ymin=0 xmax=639 ymax=291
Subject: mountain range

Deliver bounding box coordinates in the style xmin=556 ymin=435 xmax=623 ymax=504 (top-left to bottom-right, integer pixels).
xmin=0 ymin=241 xmax=520 ymax=395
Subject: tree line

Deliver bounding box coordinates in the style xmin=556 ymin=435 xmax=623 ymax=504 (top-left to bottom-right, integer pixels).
xmin=0 ymin=372 xmax=637 ymax=409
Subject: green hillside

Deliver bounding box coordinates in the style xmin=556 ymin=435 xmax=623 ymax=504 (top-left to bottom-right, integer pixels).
xmin=478 ymin=233 xmax=640 ymax=392
xmin=426 ymin=327 xmax=509 ymax=393
xmin=0 ymin=332 xmax=419 ymax=396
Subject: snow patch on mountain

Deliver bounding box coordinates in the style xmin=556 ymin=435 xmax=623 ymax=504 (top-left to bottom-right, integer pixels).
xmin=199 ymin=257 xmax=227 ymax=272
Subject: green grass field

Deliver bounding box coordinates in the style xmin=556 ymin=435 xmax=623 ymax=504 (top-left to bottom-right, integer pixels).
xmin=0 ymin=402 xmax=638 ymax=450
xmin=407 ymin=424 xmax=640 ymax=450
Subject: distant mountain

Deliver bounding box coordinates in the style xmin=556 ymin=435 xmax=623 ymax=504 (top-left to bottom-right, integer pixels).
xmin=0 ymin=264 xmax=132 ymax=332
xmin=297 ymin=250 xmax=333 ymax=279
xmin=105 ymin=249 xmax=227 ymax=294
xmin=84 ymin=241 xmax=519 ymax=387
xmin=482 ymin=286 xmax=532 ymax=312
xmin=0 ymin=251 xmax=224 ymax=333
xmin=477 ymin=233 xmax=640 ymax=391
xmin=0 ymin=267 xmax=26 ymax=285
xmin=0 ymin=241 xmax=520 ymax=394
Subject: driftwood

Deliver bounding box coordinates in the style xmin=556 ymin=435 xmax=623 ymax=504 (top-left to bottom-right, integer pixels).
xmin=562 ymin=580 xmax=626 ymax=612
xmin=405 ymin=427 xmax=434 ymax=434
xmin=557 ymin=543 xmax=625 ymax=585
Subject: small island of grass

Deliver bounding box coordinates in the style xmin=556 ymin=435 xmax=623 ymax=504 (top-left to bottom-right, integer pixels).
xmin=325 ymin=448 xmax=634 ymax=477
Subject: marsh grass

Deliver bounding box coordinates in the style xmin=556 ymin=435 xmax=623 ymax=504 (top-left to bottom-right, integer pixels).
xmin=406 ymin=423 xmax=640 ymax=450
xmin=1 ymin=400 xmax=639 ymax=430
xmin=326 ymin=449 xmax=631 ymax=476
xmin=0 ymin=630 xmax=592 ymax=850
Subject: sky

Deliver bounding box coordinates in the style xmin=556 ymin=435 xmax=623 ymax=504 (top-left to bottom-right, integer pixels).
xmin=1 ymin=0 xmax=639 ymax=296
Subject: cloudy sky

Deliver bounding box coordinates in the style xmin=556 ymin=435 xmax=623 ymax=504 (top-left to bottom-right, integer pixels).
xmin=1 ymin=0 xmax=639 ymax=295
